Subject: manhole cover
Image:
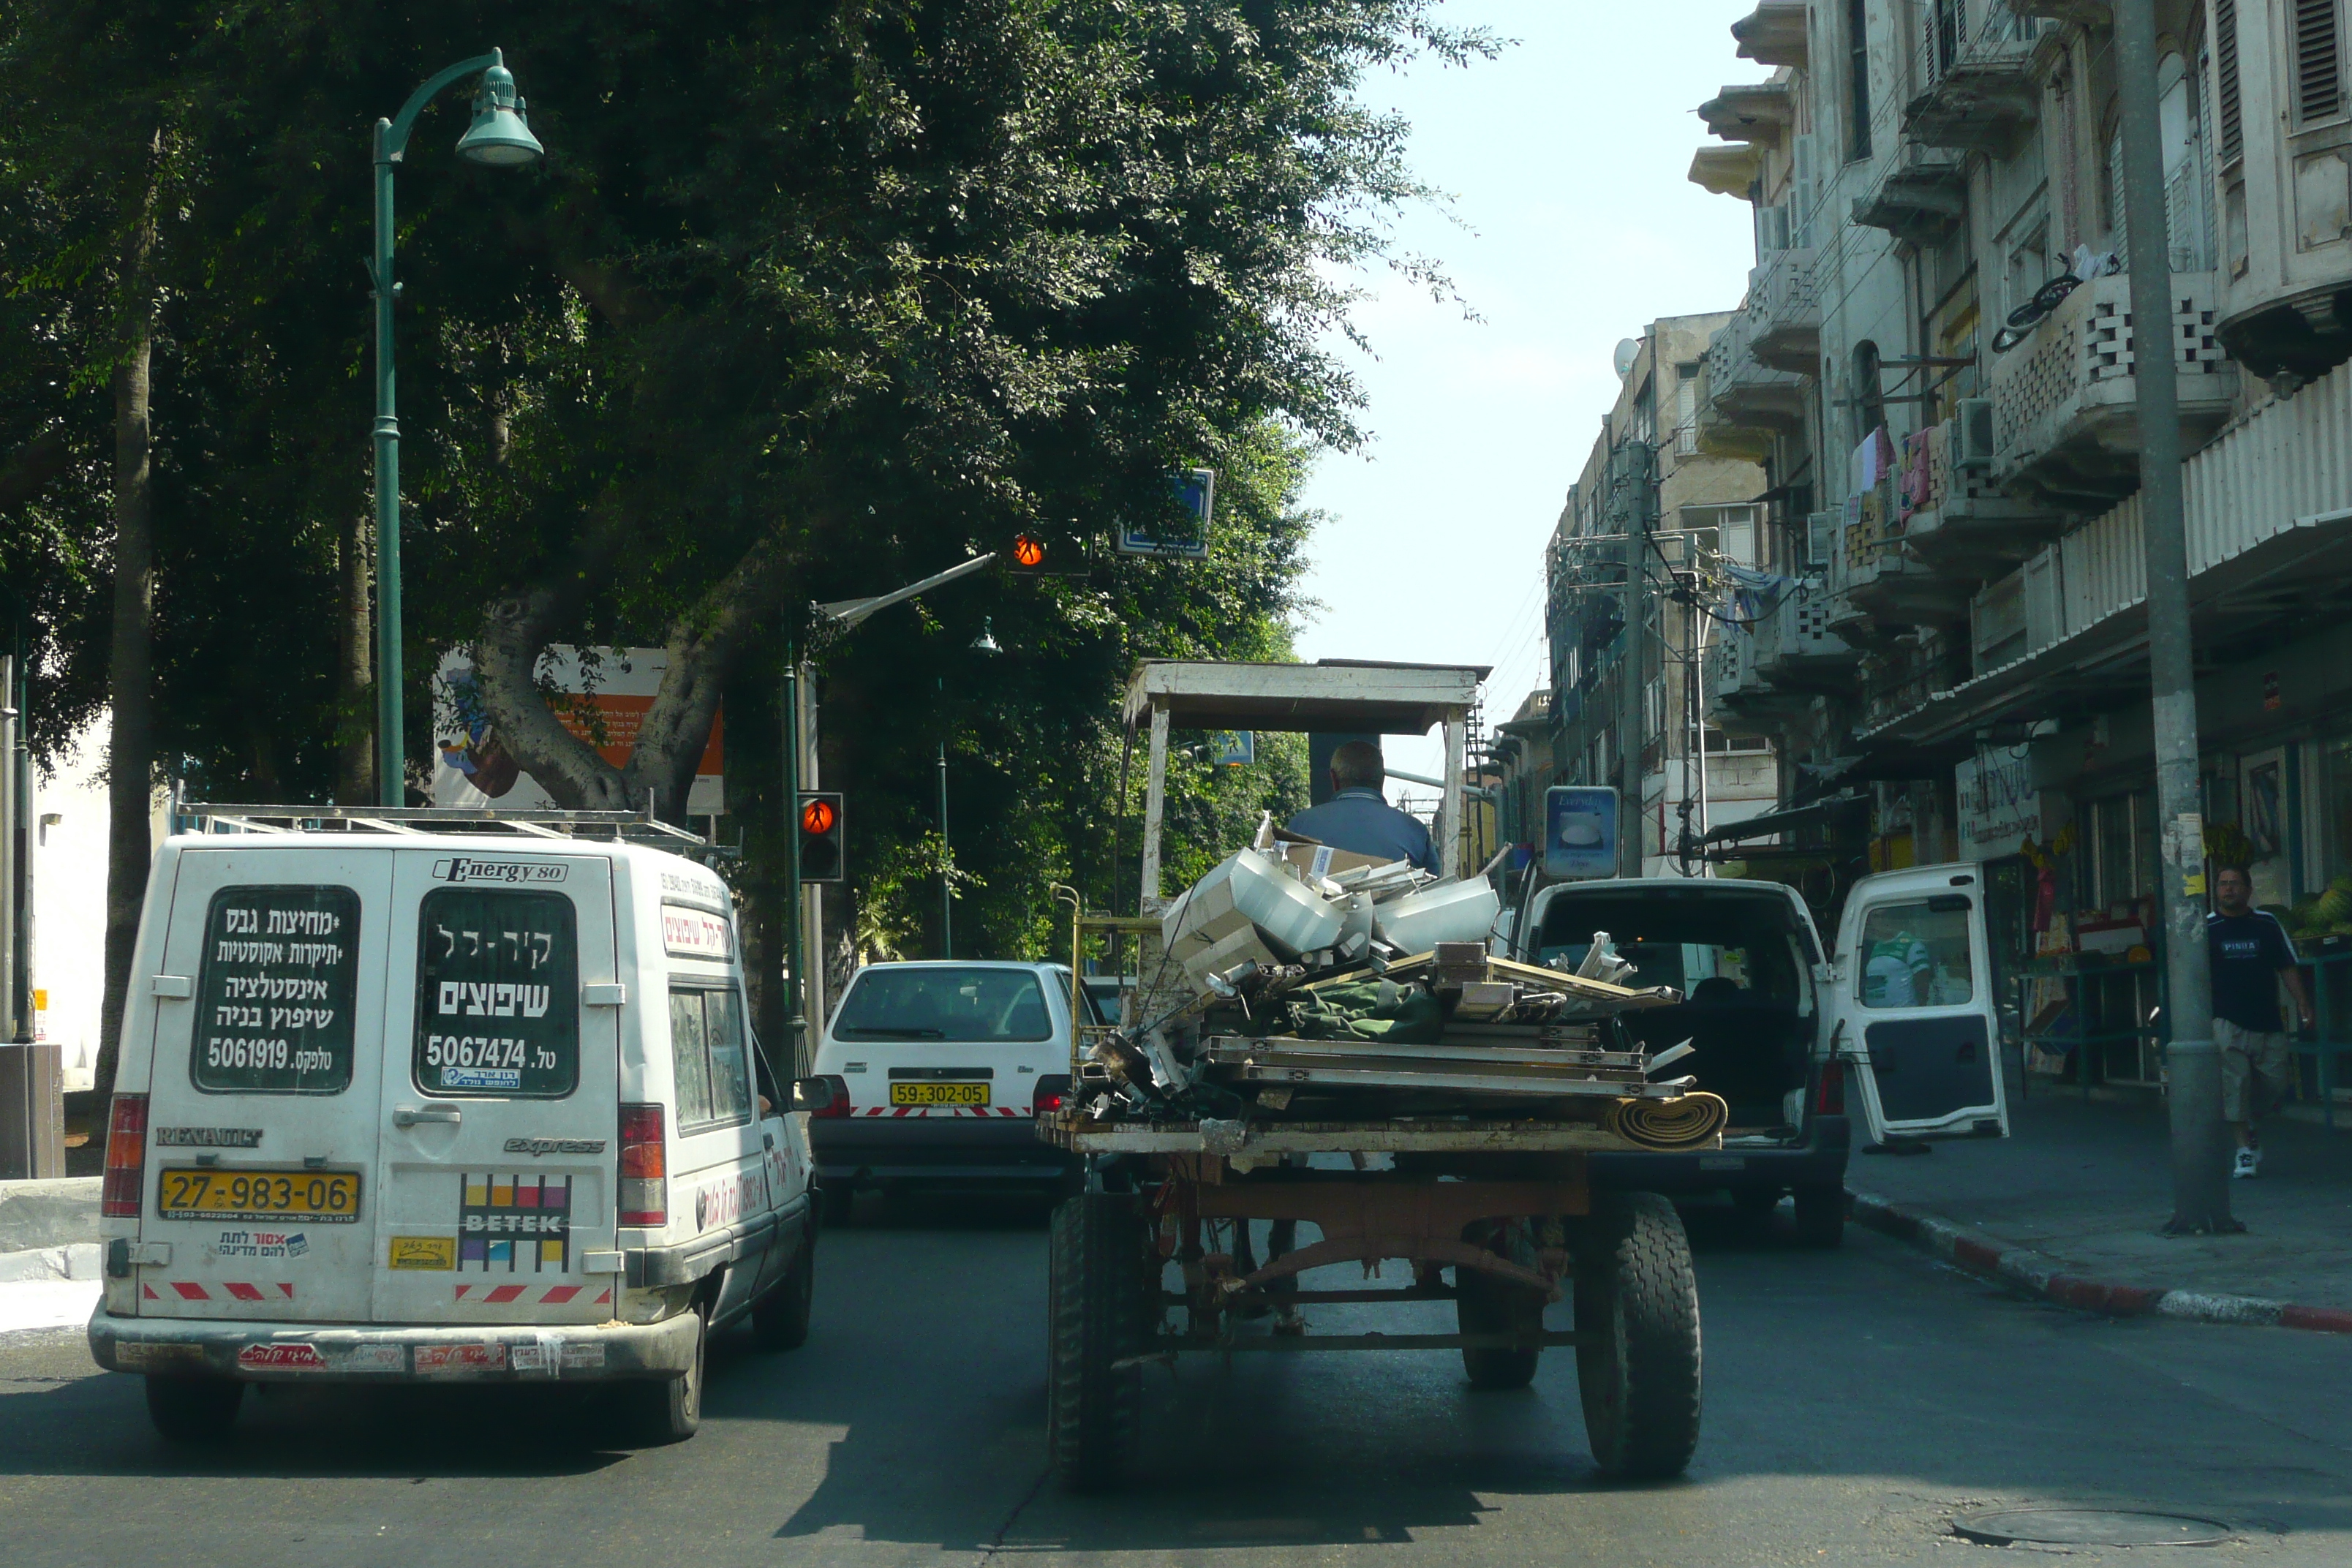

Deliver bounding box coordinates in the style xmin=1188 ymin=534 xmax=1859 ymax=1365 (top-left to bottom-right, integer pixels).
xmin=1953 ymin=1509 xmax=2233 ymax=1548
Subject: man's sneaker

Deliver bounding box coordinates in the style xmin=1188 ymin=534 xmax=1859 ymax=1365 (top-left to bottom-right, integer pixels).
xmin=2232 ymin=1147 xmax=2260 ymax=1180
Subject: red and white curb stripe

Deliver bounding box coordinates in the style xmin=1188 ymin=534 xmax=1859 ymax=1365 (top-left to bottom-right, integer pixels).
xmin=453 ymin=1283 xmax=611 ymax=1305
xmin=859 ymin=1106 xmax=1028 ymax=1118
xmin=1848 ymin=1188 xmax=2352 ymax=1334
xmin=144 ymin=1281 xmax=295 ymax=1303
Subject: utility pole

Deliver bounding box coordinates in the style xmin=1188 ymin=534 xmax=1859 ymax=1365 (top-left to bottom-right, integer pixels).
xmin=782 ymin=647 xmax=807 ymax=1077
xmin=2116 ymin=0 xmax=2231 ymax=1234
xmin=1616 ymin=442 xmax=1651 ymax=878
xmin=938 ymin=676 xmax=953 ymax=960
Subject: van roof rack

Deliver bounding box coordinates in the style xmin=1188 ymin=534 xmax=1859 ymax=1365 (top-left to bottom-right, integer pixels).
xmin=174 ymin=802 xmax=709 ymax=847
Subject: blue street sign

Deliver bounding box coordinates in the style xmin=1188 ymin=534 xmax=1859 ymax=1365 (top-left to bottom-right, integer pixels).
xmin=1545 ymin=786 xmax=1619 ymax=879
xmin=1115 ymin=468 xmax=1215 ymax=559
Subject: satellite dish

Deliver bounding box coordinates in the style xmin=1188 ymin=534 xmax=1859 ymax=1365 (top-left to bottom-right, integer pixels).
xmin=1613 ymin=338 xmax=1641 ymax=379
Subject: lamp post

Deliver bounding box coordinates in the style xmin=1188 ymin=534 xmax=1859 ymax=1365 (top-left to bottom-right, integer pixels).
xmin=372 ymin=48 xmax=544 ymax=806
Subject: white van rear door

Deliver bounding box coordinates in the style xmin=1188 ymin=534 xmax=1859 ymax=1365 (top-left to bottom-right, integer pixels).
xmin=370 ymin=853 xmax=620 ymax=1327
xmin=1832 ymin=864 xmax=2008 ymax=1142
xmin=140 ymin=847 xmax=390 ymax=1323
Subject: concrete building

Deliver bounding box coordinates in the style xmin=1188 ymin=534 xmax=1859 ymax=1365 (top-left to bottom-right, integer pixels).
xmin=1492 ymin=314 xmax=1779 ymax=875
xmin=1688 ymin=1 xmax=2352 ymax=1098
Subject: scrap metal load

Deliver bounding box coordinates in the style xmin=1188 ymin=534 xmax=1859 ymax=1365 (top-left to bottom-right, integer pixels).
xmin=1074 ymin=841 xmax=1730 ymax=1152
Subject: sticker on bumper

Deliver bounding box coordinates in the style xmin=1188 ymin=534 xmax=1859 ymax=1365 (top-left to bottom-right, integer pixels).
xmin=414 ymin=1343 xmax=506 ymax=1374
xmin=389 ymin=1235 xmax=456 ymax=1270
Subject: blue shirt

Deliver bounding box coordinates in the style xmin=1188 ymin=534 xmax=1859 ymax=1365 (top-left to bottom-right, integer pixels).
xmin=1285 ymin=788 xmax=1438 ymax=874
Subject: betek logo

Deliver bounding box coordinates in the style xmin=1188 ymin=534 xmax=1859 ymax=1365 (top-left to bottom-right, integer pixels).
xmin=431 ymin=858 xmax=570 ymax=885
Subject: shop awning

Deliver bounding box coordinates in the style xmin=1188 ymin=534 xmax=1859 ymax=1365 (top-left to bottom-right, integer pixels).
xmin=1700 ymin=790 xmax=1868 ymax=846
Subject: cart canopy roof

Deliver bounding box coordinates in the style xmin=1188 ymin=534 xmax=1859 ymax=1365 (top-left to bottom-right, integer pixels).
xmin=1123 ymin=659 xmax=1489 ymax=735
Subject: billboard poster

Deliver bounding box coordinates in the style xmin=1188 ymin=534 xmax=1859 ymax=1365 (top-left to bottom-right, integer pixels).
xmin=432 ymin=647 xmax=724 ymax=815
xmin=1544 ymin=786 xmax=1618 ymax=879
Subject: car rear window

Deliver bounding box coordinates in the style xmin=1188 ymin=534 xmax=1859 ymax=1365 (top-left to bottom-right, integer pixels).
xmin=833 ymin=968 xmax=1053 ymax=1042
xmin=415 ymin=888 xmax=579 ymax=1097
xmin=192 ymin=884 xmax=361 ymax=1094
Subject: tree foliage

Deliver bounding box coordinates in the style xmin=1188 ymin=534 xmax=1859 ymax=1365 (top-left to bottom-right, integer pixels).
xmin=1 ymin=1 xmax=1488 ymax=973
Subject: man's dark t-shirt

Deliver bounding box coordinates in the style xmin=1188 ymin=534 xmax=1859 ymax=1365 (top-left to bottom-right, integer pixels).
xmin=2206 ymin=909 xmax=2298 ymax=1032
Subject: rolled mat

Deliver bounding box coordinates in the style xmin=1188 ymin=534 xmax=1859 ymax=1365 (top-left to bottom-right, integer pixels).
xmin=1605 ymin=1091 xmax=1729 ymax=1150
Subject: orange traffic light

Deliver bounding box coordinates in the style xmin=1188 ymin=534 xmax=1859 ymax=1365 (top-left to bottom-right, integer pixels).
xmin=1012 ymin=533 xmax=1046 ymax=568
xmin=799 ymin=797 xmax=837 ymax=836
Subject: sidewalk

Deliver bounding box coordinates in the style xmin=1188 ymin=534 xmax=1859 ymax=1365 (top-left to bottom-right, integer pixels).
xmin=1849 ymin=1084 xmax=2352 ymax=1327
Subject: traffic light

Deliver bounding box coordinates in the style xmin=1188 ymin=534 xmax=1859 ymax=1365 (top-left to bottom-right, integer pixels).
xmin=797 ymin=792 xmax=845 ymax=882
xmin=1003 ymin=528 xmax=1088 ymax=576
xmin=1012 ymin=532 xmax=1047 ymax=569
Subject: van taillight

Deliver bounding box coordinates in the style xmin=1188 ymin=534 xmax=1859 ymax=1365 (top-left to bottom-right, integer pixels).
xmin=1814 ymin=1060 xmax=1845 ymax=1117
xmin=1031 ymin=1075 xmax=1072 ymax=1117
xmin=618 ymin=1103 xmax=667 ymax=1226
xmin=102 ymin=1094 xmax=148 ymax=1218
xmin=799 ymin=1076 xmax=851 ymax=1118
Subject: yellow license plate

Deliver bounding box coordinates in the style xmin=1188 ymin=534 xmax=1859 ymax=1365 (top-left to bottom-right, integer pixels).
xmin=889 ymin=1082 xmax=990 ymax=1107
xmin=157 ymin=1168 xmax=362 ymax=1224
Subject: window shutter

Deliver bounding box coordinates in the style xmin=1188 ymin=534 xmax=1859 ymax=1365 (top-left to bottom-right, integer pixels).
xmin=2215 ymin=0 xmax=2242 ymax=162
xmin=2296 ymin=0 xmax=2342 ymax=124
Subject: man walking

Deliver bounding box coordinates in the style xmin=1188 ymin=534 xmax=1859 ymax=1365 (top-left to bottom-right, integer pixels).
xmin=2206 ymin=865 xmax=2313 ymax=1178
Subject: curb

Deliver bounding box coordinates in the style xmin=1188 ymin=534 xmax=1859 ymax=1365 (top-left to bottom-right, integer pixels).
xmin=1845 ymin=1189 xmax=2352 ymax=1335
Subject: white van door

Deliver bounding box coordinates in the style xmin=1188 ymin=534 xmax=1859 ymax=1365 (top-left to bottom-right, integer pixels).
xmin=660 ymin=968 xmax=772 ymax=1319
xmin=139 ymin=846 xmax=391 ymax=1324
xmin=370 ymin=853 xmax=621 ymax=1327
xmin=1831 ymin=864 xmax=2009 ymax=1142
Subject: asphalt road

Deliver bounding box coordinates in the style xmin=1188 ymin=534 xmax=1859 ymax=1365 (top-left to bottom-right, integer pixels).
xmin=4 ymin=1196 xmax=2351 ymax=1567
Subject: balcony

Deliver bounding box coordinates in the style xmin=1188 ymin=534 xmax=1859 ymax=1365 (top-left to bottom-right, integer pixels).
xmin=1747 ymin=247 xmax=1820 ymax=374
xmin=1989 ymin=270 xmax=2234 ymax=508
xmin=1896 ymin=411 xmax=2065 ymax=574
xmin=1903 ymin=2 xmax=2045 ymax=155
xmin=1852 ymin=145 xmax=1967 ymax=244
xmin=1696 ymin=305 xmax=1807 ymax=461
xmin=1749 ymin=585 xmax=1858 ymax=687
xmin=1730 ymin=1 xmax=1808 ymax=68
xmin=1697 ymin=80 xmax=1795 ymax=149
xmin=1825 ymin=490 xmax=1973 ymax=633
xmin=1860 ymin=350 xmax=2352 ymax=747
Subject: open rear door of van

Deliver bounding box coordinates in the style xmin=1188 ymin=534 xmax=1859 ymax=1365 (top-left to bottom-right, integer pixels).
xmin=1830 ymin=864 xmax=2010 ymax=1143
xmin=138 ymin=845 xmax=392 ymax=1324
xmin=370 ymin=852 xmax=621 ymax=1331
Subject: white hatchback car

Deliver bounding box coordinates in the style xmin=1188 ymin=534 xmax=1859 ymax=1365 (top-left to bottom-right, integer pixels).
xmin=88 ymin=818 xmax=814 ymax=1447
xmin=804 ymin=961 xmax=1087 ymax=1218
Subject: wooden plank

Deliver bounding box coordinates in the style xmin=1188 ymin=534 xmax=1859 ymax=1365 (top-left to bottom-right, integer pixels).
xmin=1122 ymin=660 xmax=1488 ymax=734
xmin=1140 ymin=704 xmax=1170 ymax=910
xmin=1043 ymin=1120 xmax=1705 ymax=1154
xmin=1441 ymin=712 xmax=1466 ymax=879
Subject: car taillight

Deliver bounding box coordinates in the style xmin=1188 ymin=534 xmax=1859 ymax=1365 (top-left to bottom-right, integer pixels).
xmin=618 ymin=1103 xmax=667 ymax=1226
xmin=1814 ymin=1060 xmax=1845 ymax=1117
xmin=797 ymin=1075 xmax=851 ymax=1118
xmin=1031 ymin=1074 xmax=1072 ymax=1117
xmin=102 ymin=1094 xmax=148 ymax=1218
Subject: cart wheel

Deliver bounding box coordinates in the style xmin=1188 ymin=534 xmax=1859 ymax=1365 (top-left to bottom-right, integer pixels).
xmin=1791 ymin=1183 xmax=1845 ymax=1249
xmin=1456 ymin=1264 xmax=1544 ymax=1390
xmin=1573 ymin=1191 xmax=1701 ymax=1480
xmin=1047 ymin=1191 xmax=1150 ymax=1492
xmin=144 ymin=1376 xmax=243 ymax=1444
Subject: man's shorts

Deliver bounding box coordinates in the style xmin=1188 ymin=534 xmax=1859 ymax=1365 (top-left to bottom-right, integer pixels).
xmin=2215 ymin=1017 xmax=2293 ymax=1123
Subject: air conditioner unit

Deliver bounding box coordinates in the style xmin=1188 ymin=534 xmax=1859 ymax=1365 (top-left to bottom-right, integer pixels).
xmin=1954 ymin=398 xmax=1996 ymax=472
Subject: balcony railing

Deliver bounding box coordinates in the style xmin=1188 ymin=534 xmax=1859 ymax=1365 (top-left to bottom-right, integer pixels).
xmin=1905 ymin=1 xmax=2041 ymax=153
xmin=1989 ymin=269 xmax=2232 ymax=507
xmin=1697 ymin=304 xmax=1807 ymax=459
xmin=1749 ymin=584 xmax=1857 ymax=683
xmin=1863 ymin=351 xmax=2352 ymax=744
xmin=1897 ymin=411 xmax=2065 ymax=572
xmin=1748 ymin=246 xmax=1820 ymax=374
xmin=1851 ymin=143 xmax=1967 ymax=244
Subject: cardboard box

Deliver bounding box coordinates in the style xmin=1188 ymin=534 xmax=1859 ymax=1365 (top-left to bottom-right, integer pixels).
xmin=1278 ymin=842 xmax=1392 ymax=881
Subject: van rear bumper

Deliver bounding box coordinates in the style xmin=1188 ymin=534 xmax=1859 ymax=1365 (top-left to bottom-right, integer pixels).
xmin=810 ymin=1115 xmax=1076 ymax=1186
xmin=87 ymin=1307 xmax=700 ymax=1384
xmin=1586 ymin=1115 xmax=1851 ymax=1194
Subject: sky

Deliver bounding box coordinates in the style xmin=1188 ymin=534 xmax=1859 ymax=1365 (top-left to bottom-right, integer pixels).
xmin=1292 ymin=1 xmax=1771 ymax=783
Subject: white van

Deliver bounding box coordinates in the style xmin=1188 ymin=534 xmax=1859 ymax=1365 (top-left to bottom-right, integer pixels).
xmin=1514 ymin=864 xmax=2010 ymax=1243
xmin=87 ymin=810 xmax=814 ymax=1447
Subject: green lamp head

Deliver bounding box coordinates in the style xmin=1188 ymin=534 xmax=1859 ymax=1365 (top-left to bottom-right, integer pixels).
xmin=456 ymin=52 xmax=543 ymax=168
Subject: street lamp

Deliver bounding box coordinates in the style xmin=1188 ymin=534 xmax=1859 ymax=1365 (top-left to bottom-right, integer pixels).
xmin=372 ymin=48 xmax=544 ymax=806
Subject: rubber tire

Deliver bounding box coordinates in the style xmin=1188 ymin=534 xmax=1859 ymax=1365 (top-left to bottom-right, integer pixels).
xmin=752 ymin=1226 xmax=815 ymax=1351
xmin=1456 ymin=1266 xmax=1543 ymax=1390
xmin=614 ymin=1303 xmax=706 ymax=1446
xmin=1573 ymin=1192 xmax=1702 ymax=1480
xmin=144 ymin=1376 xmax=243 ymax=1443
xmin=819 ymin=1181 xmax=855 ymax=1229
xmin=1046 ymin=1191 xmax=1149 ymax=1493
xmin=1791 ymin=1183 xmax=1846 ymax=1249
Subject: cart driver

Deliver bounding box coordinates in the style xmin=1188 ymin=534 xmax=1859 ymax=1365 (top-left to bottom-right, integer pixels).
xmin=1285 ymin=739 xmax=1439 ymax=874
